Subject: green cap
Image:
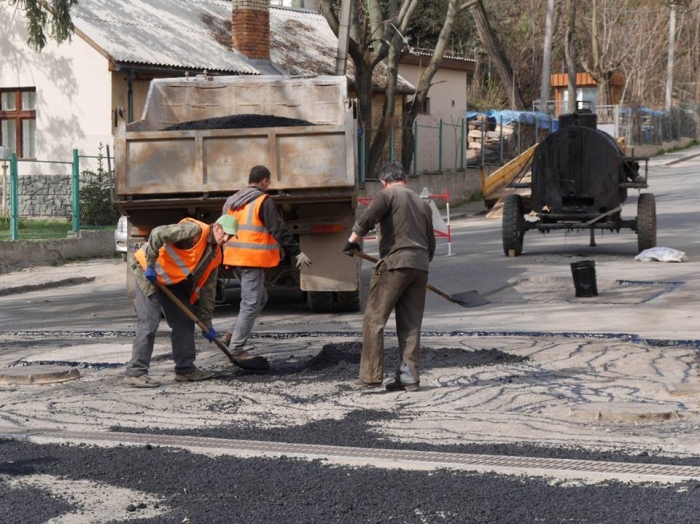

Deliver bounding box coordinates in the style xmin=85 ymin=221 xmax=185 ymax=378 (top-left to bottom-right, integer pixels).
xmin=215 ymin=215 xmax=239 ymax=235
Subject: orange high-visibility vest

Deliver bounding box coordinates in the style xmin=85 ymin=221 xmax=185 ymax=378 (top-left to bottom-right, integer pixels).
xmin=223 ymin=194 xmax=281 ymax=268
xmin=135 ymin=218 xmax=222 ymax=304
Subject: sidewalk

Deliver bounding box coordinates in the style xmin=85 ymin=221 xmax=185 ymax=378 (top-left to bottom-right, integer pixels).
xmin=0 ymin=258 xmax=125 ymax=297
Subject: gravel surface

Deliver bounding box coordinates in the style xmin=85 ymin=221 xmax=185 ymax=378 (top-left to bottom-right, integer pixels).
xmin=2 ymin=439 xmax=700 ymax=524
xmin=163 ymin=114 xmax=315 ymax=131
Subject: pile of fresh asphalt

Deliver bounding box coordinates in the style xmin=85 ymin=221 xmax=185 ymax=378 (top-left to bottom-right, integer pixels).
xmin=3 ymin=439 xmax=700 ymax=524
xmin=163 ymin=114 xmax=314 ymax=130
xmin=111 ymin=342 xmax=700 ymax=468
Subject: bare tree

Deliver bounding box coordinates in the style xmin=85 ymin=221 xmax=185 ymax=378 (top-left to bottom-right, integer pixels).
xmin=400 ymin=0 xmax=477 ymax=170
xmin=319 ymin=0 xmax=420 ymax=177
xmin=469 ymin=0 xmax=526 ymax=109
xmin=564 ymin=0 xmax=578 ymax=112
xmin=539 ymin=0 xmax=556 ymax=113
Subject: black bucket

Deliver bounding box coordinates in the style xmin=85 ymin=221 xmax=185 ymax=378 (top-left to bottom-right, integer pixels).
xmin=570 ymin=260 xmax=598 ymax=297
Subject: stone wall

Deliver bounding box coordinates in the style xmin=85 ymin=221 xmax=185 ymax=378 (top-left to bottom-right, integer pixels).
xmin=1 ymin=175 xmax=73 ymax=219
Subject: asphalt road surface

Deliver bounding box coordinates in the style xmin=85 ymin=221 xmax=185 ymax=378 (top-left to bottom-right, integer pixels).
xmin=2 ymin=147 xmax=700 ymax=523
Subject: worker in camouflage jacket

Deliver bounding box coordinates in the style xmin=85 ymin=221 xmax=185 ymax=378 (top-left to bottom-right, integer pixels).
xmin=124 ymin=215 xmax=238 ymax=388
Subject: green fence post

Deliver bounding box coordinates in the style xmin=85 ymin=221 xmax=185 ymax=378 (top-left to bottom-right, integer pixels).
xmin=10 ymin=153 xmax=18 ymax=240
xmin=460 ymin=118 xmax=465 ymax=170
xmin=389 ymin=124 xmax=394 ymax=163
xmin=438 ymin=119 xmax=443 ymax=173
xmin=413 ymin=120 xmax=418 ymax=176
xmin=72 ymin=149 xmax=80 ymax=233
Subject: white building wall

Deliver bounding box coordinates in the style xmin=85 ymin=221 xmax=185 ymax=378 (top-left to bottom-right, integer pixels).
xmin=0 ymin=7 xmax=114 ymax=173
xmin=398 ymin=64 xmax=467 ymax=173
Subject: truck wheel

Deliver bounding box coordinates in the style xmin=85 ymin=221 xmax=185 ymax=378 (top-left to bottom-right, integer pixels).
xmin=307 ymin=291 xmax=334 ymax=312
xmin=307 ymin=291 xmax=361 ymax=313
xmin=637 ymin=193 xmax=657 ymax=252
xmin=336 ymin=290 xmax=361 ymax=312
xmin=502 ymin=194 xmax=525 ymax=256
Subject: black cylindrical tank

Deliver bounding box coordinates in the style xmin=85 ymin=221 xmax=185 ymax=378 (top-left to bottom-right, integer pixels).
xmin=531 ymin=124 xmax=625 ymax=216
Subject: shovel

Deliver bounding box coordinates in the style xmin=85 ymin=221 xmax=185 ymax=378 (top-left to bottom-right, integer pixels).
xmin=350 ymin=250 xmax=489 ymax=308
xmin=155 ymin=281 xmax=270 ymax=372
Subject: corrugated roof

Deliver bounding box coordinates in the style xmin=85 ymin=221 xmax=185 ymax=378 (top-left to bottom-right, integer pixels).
xmin=72 ymin=0 xmax=257 ymax=73
xmin=71 ymin=0 xmax=414 ymax=91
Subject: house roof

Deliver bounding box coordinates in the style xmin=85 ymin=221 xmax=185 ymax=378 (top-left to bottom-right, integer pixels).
xmin=71 ymin=0 xmax=415 ymax=92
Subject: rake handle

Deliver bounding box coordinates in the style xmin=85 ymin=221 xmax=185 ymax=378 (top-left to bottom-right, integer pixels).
xmin=155 ymin=281 xmax=236 ymax=363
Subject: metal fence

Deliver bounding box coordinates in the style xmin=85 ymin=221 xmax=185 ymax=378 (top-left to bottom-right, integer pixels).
xmin=0 ymin=147 xmax=119 ymax=241
xmin=360 ymin=115 xmax=550 ymax=182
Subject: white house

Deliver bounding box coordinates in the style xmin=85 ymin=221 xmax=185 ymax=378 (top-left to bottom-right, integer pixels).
xmin=399 ymin=50 xmax=476 ymax=172
xmin=1 ymin=0 xmax=468 ymax=176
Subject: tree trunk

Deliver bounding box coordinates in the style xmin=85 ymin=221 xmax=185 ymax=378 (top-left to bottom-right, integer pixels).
xmin=400 ymin=0 xmax=472 ymax=172
xmin=470 ymin=0 xmax=526 ymax=109
xmin=539 ymin=0 xmax=555 ymax=113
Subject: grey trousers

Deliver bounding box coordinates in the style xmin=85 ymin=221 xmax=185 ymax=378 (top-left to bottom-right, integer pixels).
xmin=229 ymin=267 xmax=268 ymax=353
xmin=359 ymin=266 xmax=428 ymax=385
xmin=125 ymin=283 xmax=197 ymax=377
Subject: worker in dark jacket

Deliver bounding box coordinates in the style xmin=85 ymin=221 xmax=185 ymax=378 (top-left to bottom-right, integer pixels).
xmin=222 ymin=165 xmax=312 ymax=364
xmin=344 ymin=162 xmax=435 ymax=392
xmin=124 ymin=215 xmax=238 ymax=388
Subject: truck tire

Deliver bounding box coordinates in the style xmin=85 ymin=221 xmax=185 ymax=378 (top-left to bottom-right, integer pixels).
xmin=336 ymin=290 xmax=361 ymax=312
xmin=502 ymin=194 xmax=525 ymax=256
xmin=307 ymin=290 xmax=361 ymax=313
xmin=637 ymin=193 xmax=657 ymax=252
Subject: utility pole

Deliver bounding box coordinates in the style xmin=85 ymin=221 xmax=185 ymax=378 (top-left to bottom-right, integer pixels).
xmin=565 ymin=0 xmax=577 ymax=113
xmin=665 ymin=1 xmax=677 ymax=112
xmin=539 ymin=0 xmax=555 ymax=114
xmin=335 ymin=0 xmax=352 ymax=76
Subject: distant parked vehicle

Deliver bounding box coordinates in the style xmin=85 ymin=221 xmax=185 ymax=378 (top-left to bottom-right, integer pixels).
xmin=115 ymin=215 xmax=127 ymax=261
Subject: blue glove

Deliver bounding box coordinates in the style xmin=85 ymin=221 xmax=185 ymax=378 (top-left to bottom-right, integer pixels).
xmin=203 ymin=326 xmax=218 ymax=342
xmin=144 ymin=266 xmax=157 ymax=284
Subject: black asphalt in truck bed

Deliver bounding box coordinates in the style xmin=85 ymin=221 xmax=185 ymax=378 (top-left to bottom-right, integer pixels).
xmin=163 ymin=114 xmax=315 ymax=130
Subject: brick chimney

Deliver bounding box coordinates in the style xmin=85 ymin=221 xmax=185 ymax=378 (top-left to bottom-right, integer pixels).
xmin=232 ymin=0 xmax=270 ymax=61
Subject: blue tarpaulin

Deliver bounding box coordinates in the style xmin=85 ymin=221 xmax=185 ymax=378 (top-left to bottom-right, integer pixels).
xmin=466 ymin=110 xmax=558 ymax=131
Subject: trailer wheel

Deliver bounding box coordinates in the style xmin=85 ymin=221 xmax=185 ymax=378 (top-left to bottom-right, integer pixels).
xmin=637 ymin=193 xmax=657 ymax=252
xmin=307 ymin=290 xmax=361 ymax=313
xmin=502 ymin=194 xmax=525 ymax=256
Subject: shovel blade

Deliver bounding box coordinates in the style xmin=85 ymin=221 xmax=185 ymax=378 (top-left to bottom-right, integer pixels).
xmin=449 ymin=290 xmax=490 ymax=308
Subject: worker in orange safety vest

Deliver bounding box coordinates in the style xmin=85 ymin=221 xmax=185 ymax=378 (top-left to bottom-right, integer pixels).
xmin=221 ymin=165 xmax=312 ymax=364
xmin=124 ymin=215 xmax=238 ymax=388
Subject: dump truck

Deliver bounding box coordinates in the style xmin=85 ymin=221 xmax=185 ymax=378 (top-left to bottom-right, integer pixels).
xmin=114 ymin=74 xmax=361 ymax=312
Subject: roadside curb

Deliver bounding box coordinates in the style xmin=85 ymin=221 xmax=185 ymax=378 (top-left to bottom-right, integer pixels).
xmin=0 ymin=277 xmax=95 ymax=297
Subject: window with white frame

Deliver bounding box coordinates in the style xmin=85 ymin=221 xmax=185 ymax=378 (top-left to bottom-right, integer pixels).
xmin=0 ymin=88 xmax=36 ymax=159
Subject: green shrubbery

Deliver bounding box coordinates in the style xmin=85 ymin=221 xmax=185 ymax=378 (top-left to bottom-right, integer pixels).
xmin=80 ymin=145 xmax=120 ymax=227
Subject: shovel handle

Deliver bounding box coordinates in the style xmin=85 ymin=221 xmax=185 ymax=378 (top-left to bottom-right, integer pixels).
xmin=155 ymin=281 xmax=236 ymax=363
xmin=425 ymin=283 xmax=454 ymax=302
xmin=350 ymin=249 xmax=456 ymax=303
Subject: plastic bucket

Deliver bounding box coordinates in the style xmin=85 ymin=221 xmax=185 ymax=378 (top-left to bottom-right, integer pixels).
xmin=570 ymin=260 xmax=598 ymax=297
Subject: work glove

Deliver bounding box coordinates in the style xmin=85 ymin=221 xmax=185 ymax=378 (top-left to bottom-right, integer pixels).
xmin=144 ymin=266 xmax=157 ymax=284
xmin=343 ymin=241 xmax=361 ymax=256
xmin=295 ymin=252 xmax=313 ymax=269
xmin=203 ymin=326 xmax=218 ymax=343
